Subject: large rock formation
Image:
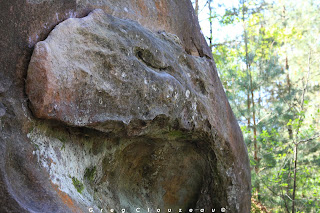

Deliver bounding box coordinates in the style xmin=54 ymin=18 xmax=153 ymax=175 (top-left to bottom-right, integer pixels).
xmin=0 ymin=1 xmax=251 ymax=213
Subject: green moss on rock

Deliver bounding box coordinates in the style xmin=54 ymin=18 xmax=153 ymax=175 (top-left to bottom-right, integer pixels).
xmin=168 ymin=130 xmax=189 ymax=140
xmin=84 ymin=166 xmax=96 ymax=182
xmin=72 ymin=177 xmax=84 ymax=194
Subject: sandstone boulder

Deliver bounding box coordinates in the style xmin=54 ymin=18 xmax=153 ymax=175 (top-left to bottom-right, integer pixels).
xmin=27 ymin=9 xmax=226 ymax=134
xmin=0 ymin=1 xmax=251 ymax=213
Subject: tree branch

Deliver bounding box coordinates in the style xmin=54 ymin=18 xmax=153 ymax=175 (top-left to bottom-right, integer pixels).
xmin=212 ymin=39 xmax=240 ymax=47
xmin=297 ymin=133 xmax=320 ymax=145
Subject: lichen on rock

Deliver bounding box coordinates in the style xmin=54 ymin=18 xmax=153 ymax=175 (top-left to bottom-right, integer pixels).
xmin=0 ymin=0 xmax=254 ymax=211
xmin=26 ymin=9 xmax=212 ymax=132
xmin=24 ymin=9 xmax=251 ymax=213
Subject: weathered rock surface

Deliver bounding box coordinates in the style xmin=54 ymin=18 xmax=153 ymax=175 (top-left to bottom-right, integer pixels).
xmin=0 ymin=1 xmax=251 ymax=213
xmin=26 ymin=9 xmax=227 ymax=134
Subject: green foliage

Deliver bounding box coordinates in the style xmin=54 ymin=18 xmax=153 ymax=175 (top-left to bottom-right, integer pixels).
xmin=199 ymin=0 xmax=320 ymax=211
xmin=220 ymin=8 xmax=240 ymax=24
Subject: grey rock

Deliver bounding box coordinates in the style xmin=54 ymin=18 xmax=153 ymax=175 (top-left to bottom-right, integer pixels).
xmin=26 ymin=9 xmax=215 ymax=132
xmin=0 ymin=75 xmax=12 ymax=94
xmin=25 ymin=9 xmax=251 ymax=212
xmin=0 ymin=0 xmax=251 ymax=212
xmin=0 ymin=103 xmax=5 ymax=117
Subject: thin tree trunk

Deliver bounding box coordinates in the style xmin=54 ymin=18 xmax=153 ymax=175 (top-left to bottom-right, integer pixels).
xmin=286 ymin=56 xmax=293 ymax=141
xmin=284 ymin=25 xmax=292 ymax=141
xmin=195 ymin=0 xmax=199 ymax=17
xmin=292 ymin=50 xmax=311 ymax=213
xmin=292 ymin=144 xmax=298 ymax=213
xmin=208 ymin=0 xmax=213 ymax=52
xmin=242 ymin=0 xmax=259 ymax=199
xmin=242 ymin=0 xmax=251 ymax=129
xmin=251 ymin=79 xmax=259 ymax=199
xmin=281 ymin=5 xmax=294 ymax=210
xmin=247 ymin=93 xmax=251 ymax=126
xmin=286 ymin=159 xmax=292 ymax=210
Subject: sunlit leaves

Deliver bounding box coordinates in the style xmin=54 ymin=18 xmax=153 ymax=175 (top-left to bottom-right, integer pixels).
xmin=208 ymin=0 xmax=320 ymax=211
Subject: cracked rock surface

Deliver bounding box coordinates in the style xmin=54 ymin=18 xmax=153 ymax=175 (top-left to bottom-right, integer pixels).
xmin=27 ymin=10 xmax=223 ymax=133
xmin=0 ymin=1 xmax=250 ymax=213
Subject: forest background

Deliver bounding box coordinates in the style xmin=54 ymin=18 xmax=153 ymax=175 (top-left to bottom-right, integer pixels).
xmin=191 ymin=0 xmax=320 ymax=212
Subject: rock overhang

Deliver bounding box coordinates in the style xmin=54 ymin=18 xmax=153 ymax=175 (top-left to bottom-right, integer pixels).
xmin=22 ymin=7 xmax=251 ymax=213
xmin=26 ymin=9 xmax=214 ymax=133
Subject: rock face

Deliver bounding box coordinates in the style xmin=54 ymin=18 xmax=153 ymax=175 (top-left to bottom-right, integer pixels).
xmin=26 ymin=9 xmax=228 ymax=134
xmin=0 ymin=1 xmax=251 ymax=213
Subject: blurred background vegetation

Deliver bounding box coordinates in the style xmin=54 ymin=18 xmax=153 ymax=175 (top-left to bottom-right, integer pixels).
xmin=191 ymin=0 xmax=320 ymax=212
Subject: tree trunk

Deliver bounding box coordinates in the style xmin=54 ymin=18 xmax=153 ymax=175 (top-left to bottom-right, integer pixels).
xmin=195 ymin=0 xmax=199 ymax=17
xmin=242 ymin=0 xmax=251 ymax=129
xmin=242 ymin=0 xmax=259 ymax=199
xmin=292 ymin=50 xmax=311 ymax=213
xmin=292 ymin=144 xmax=298 ymax=213
xmin=286 ymin=56 xmax=293 ymax=140
xmin=208 ymin=0 xmax=213 ymax=52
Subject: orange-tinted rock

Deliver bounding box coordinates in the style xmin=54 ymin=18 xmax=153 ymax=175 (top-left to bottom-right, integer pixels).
xmin=0 ymin=1 xmax=251 ymax=213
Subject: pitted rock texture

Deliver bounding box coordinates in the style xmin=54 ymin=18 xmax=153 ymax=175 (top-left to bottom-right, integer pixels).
xmin=27 ymin=9 xmax=219 ymax=132
xmin=0 ymin=0 xmax=251 ymax=213
xmin=25 ymin=9 xmax=251 ymax=212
